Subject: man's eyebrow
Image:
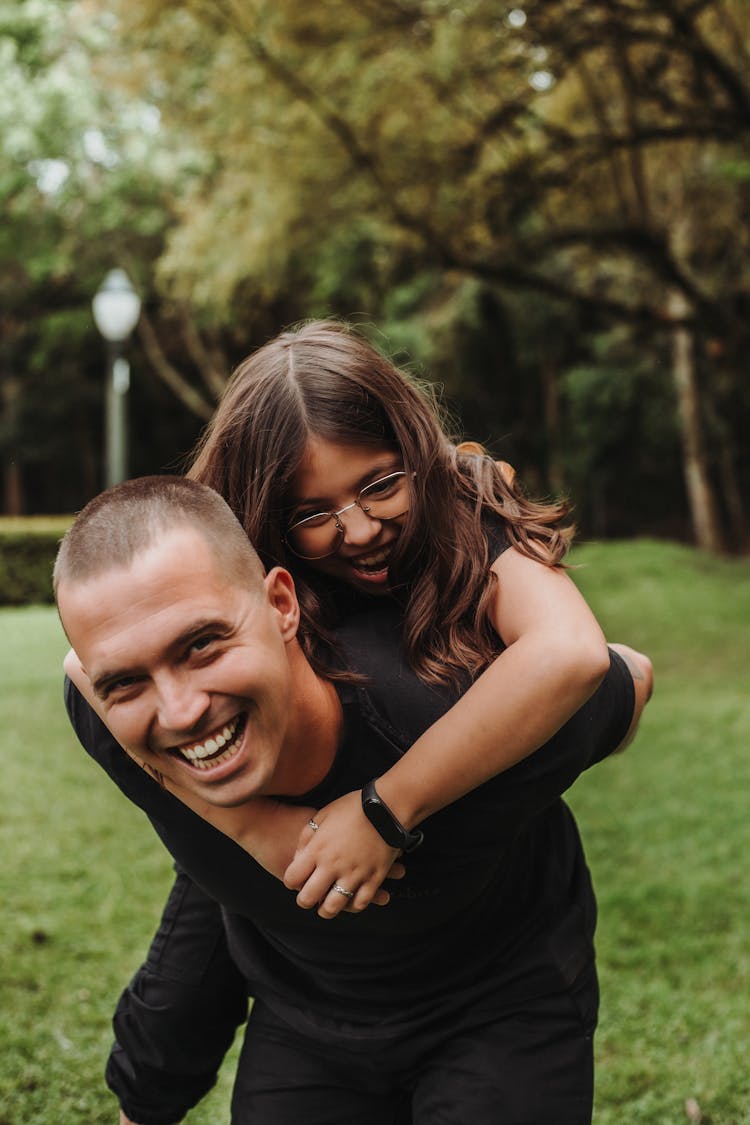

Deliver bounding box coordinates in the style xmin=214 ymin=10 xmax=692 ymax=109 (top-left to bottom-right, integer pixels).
xmin=91 ymin=666 xmax=141 ymax=697
xmin=91 ymin=618 xmax=233 ymax=696
xmin=171 ymin=617 xmax=234 ymax=649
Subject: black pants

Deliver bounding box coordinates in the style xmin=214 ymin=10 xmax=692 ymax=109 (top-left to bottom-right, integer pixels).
xmin=231 ymin=962 xmax=598 ymax=1125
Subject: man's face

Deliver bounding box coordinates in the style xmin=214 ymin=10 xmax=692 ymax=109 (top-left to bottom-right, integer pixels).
xmin=58 ymin=527 xmax=310 ymax=806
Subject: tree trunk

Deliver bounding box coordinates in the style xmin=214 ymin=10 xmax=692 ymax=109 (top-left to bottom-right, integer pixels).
xmin=2 ymin=374 xmax=25 ymax=515
xmin=717 ymin=443 xmax=749 ymax=552
xmin=541 ymin=362 xmax=564 ymax=494
xmin=668 ymin=289 xmax=725 ymax=553
xmin=136 ymin=312 xmax=215 ymax=421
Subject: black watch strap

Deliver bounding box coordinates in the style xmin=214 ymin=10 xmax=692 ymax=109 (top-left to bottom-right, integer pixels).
xmin=361 ymin=779 xmax=424 ymax=853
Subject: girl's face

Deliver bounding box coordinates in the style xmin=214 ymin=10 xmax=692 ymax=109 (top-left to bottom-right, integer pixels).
xmin=287 ymin=438 xmax=407 ymax=596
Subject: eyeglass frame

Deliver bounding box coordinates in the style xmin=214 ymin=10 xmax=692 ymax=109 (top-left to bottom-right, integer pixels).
xmin=284 ymin=470 xmax=412 ymax=560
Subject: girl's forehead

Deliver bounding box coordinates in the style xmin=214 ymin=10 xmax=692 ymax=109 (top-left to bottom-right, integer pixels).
xmin=292 ymin=438 xmax=401 ymax=500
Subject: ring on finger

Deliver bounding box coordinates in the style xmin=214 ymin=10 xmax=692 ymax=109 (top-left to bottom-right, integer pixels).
xmin=308 ymin=818 xmax=320 ymax=831
xmin=332 ymin=883 xmax=354 ymax=899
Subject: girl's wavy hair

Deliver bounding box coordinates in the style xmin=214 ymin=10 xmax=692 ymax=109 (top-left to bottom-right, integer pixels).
xmin=188 ymin=319 xmax=573 ymax=688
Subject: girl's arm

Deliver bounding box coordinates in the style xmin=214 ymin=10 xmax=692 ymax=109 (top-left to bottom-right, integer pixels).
xmin=285 ymin=546 xmax=611 ymax=915
xmin=376 ymin=546 xmax=611 ymax=823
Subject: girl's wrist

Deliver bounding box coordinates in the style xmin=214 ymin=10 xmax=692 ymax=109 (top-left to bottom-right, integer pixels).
xmin=361 ymin=779 xmax=424 ymax=852
xmin=366 ymin=770 xmax=425 ymax=832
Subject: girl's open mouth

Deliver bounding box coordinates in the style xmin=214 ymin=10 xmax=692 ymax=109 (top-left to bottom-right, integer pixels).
xmin=349 ymin=548 xmax=391 ymax=577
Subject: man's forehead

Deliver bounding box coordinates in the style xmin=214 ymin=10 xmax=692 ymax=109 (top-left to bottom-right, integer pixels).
xmin=62 ymin=536 xmax=252 ymax=644
xmin=78 ymin=524 xmax=226 ymax=589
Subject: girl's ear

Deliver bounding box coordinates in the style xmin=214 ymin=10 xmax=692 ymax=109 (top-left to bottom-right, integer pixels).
xmin=264 ymin=567 xmax=301 ymax=641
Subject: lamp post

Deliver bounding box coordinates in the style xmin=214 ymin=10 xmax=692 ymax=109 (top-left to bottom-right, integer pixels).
xmin=92 ymin=269 xmax=141 ymax=488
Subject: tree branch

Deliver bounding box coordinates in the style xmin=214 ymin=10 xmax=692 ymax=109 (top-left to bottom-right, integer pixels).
xmin=177 ymin=306 xmax=229 ymax=400
xmin=137 ymin=310 xmax=215 ymax=421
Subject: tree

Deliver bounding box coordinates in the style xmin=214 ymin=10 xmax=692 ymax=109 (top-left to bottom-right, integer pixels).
xmin=4 ymin=0 xmax=749 ymax=540
xmin=0 ymin=0 xmax=226 ymax=508
xmin=83 ymin=0 xmax=750 ymax=545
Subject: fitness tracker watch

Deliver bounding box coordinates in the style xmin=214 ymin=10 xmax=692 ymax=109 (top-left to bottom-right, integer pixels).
xmin=361 ymin=779 xmax=424 ymax=853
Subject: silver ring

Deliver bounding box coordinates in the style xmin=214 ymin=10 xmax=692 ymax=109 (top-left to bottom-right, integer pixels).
xmin=307 ymin=818 xmax=320 ymax=831
xmin=332 ymin=883 xmax=354 ymax=899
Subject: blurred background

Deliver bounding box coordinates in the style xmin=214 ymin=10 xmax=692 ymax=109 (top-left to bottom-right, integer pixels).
xmin=2 ymin=0 xmax=749 ymax=552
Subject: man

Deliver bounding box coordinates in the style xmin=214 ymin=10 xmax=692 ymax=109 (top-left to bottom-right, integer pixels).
xmin=56 ymin=476 xmax=652 ymax=1125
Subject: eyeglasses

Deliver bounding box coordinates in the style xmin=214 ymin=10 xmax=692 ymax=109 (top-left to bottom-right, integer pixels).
xmin=285 ymin=471 xmax=411 ymax=560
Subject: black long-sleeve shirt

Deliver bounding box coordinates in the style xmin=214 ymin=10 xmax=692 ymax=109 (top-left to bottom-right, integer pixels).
xmin=66 ymin=607 xmax=634 ymax=1125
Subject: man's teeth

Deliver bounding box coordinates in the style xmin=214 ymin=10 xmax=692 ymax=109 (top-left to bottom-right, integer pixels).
xmin=179 ymin=717 xmax=242 ymax=769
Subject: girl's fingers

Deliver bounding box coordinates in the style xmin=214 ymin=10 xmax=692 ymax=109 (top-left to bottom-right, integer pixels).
xmin=293 ymin=868 xmax=333 ymax=908
xmin=317 ymin=884 xmax=359 ymax=918
xmin=296 ymin=821 xmax=319 ymax=849
xmin=283 ymin=846 xmax=320 ymax=889
xmin=318 ymin=880 xmax=377 ymax=918
xmin=293 ymin=860 xmax=407 ymax=915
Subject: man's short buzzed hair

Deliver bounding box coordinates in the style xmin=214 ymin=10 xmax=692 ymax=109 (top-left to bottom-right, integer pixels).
xmin=54 ymin=475 xmax=266 ymax=599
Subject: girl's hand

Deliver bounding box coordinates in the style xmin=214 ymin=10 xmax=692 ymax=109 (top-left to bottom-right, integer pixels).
xmin=283 ymin=791 xmax=406 ymax=919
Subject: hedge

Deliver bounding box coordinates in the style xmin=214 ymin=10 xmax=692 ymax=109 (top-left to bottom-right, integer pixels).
xmin=0 ymin=519 xmax=72 ymax=606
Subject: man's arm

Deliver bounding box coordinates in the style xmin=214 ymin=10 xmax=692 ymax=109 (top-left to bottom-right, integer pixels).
xmin=608 ymin=643 xmax=653 ymax=753
xmin=63 ymin=679 xmax=248 ymax=1123
xmin=106 ymin=872 xmax=248 ymax=1125
xmin=489 ymin=643 xmax=653 ymax=823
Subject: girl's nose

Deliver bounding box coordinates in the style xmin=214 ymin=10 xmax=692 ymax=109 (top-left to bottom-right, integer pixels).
xmin=337 ymin=503 xmax=382 ymax=547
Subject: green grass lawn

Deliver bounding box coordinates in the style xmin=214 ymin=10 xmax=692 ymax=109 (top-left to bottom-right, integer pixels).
xmin=2 ymin=539 xmax=748 ymax=1123
xmin=0 ymin=609 xmax=238 ymax=1123
xmin=568 ymin=540 xmax=750 ymax=1124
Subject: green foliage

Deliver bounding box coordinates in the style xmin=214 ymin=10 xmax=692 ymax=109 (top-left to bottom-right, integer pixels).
xmin=0 ymin=521 xmax=71 ymax=605
xmin=2 ymin=0 xmax=750 ymax=540
xmin=0 ymin=0 xmax=202 ymax=513
xmin=89 ymin=0 xmax=750 ymax=322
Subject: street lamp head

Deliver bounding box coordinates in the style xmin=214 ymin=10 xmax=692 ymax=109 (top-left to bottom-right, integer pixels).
xmin=92 ymin=268 xmax=142 ymax=343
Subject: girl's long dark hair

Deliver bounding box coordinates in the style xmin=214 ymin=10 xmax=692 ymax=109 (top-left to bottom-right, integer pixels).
xmin=188 ymin=320 xmax=573 ymax=687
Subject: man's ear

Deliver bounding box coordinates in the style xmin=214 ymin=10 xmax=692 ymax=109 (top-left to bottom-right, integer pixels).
xmin=64 ymin=647 xmax=88 ymax=682
xmin=263 ymin=567 xmax=300 ymax=642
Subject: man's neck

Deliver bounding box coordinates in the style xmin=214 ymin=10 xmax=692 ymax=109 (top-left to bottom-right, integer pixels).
xmin=272 ymin=647 xmax=343 ymax=796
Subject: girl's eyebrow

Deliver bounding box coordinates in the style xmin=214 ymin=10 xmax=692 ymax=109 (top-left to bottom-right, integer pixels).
xmin=292 ymin=458 xmax=402 ymax=507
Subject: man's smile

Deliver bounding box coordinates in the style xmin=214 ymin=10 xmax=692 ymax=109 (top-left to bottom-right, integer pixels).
xmin=169 ymin=713 xmax=247 ymax=771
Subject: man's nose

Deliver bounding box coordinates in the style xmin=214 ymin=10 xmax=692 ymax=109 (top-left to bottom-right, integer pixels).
xmin=155 ymin=675 xmax=211 ymax=734
xmin=338 ymin=503 xmax=381 ymax=546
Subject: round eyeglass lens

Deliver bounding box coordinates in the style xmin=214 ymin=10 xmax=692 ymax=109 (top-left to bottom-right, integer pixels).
xmin=357 ymin=471 xmax=408 ymax=516
xmin=286 ymin=512 xmax=343 ymax=560
xmin=286 ymin=472 xmax=410 ymax=561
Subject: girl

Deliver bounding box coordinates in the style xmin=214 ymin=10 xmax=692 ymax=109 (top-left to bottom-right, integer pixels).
xmin=179 ymin=319 xmax=611 ymax=916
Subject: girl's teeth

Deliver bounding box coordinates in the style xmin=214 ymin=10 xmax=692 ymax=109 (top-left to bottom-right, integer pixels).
xmin=352 ymin=550 xmax=389 ymax=571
